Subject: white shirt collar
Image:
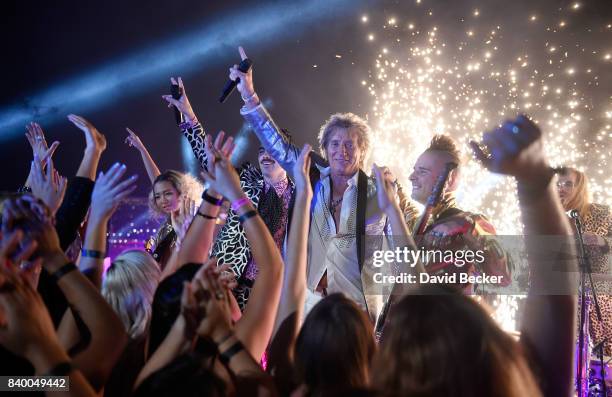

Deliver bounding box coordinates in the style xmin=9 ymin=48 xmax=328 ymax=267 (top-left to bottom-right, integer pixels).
xmin=319 ymin=167 xmax=360 ymax=188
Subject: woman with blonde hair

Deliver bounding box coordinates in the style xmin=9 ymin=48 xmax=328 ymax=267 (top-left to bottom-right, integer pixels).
xmin=102 ymin=250 xmax=161 ymax=339
xmin=557 ymin=167 xmax=612 ymax=355
xmin=102 ymin=249 xmax=161 ymax=397
xmin=125 ymin=128 xmax=203 ymax=275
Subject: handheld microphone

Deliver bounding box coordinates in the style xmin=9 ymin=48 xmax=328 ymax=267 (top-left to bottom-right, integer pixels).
xmin=170 ymin=83 xmax=184 ymax=125
xmin=219 ymin=58 xmax=253 ymax=103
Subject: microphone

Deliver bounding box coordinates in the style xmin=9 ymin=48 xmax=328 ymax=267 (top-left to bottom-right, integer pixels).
xmin=570 ymin=209 xmax=580 ymax=219
xmin=170 ymin=83 xmax=184 ymax=125
xmin=219 ymin=58 xmax=253 ymax=103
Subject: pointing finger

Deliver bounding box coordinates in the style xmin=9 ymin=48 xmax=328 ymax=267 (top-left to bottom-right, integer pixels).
xmin=238 ymin=46 xmax=247 ymax=60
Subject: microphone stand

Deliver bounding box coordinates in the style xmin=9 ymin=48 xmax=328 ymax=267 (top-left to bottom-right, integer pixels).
xmin=592 ymin=339 xmax=608 ymax=396
xmin=573 ymin=211 xmax=605 ymax=396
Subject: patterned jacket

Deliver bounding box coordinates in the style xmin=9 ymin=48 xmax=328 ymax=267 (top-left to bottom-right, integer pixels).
xmin=181 ymin=122 xmax=266 ymax=279
xmin=408 ymin=197 xmax=513 ymax=293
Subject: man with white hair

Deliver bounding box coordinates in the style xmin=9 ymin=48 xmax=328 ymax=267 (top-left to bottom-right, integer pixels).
xmin=229 ymin=47 xmax=395 ymax=321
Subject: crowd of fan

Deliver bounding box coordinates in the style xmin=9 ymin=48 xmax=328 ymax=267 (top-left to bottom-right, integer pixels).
xmin=0 ymin=48 xmax=580 ymax=397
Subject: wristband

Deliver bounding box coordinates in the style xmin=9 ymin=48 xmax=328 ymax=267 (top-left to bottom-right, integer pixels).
xmin=197 ymin=212 xmax=217 ymax=220
xmin=202 ymin=190 xmax=223 ymax=206
xmin=44 ymin=361 xmax=73 ymax=377
xmin=81 ymin=249 xmax=105 ymax=259
xmin=51 ymin=263 xmax=77 ymax=283
xmin=231 ymin=197 xmax=250 ymax=212
xmin=219 ymin=340 xmax=244 ymax=365
xmin=238 ymin=210 xmax=258 ymax=224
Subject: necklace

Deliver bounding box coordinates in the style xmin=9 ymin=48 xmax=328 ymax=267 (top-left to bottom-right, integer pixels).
xmin=330 ymin=196 xmax=343 ymax=214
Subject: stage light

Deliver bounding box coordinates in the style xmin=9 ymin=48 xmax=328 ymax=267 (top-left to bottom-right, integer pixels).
xmin=0 ymin=0 xmax=357 ymax=141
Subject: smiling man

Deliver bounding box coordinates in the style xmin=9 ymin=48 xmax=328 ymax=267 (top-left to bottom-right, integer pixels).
xmin=231 ymin=50 xmax=394 ymax=322
xmin=407 ymin=134 xmax=512 ymax=293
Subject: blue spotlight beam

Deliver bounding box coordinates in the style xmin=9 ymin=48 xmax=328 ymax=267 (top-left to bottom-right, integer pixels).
xmin=0 ymin=0 xmax=363 ymax=140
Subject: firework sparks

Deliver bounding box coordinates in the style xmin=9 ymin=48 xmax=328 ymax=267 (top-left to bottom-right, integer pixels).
xmin=361 ymin=4 xmax=611 ymax=236
xmin=358 ymin=2 xmax=611 ymax=331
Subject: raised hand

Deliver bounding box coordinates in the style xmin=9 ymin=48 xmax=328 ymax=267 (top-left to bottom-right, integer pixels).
xmin=292 ymin=144 xmax=313 ymax=197
xmin=0 ymin=256 xmax=61 ymax=362
xmin=373 ymin=163 xmax=399 ymax=213
xmin=67 ymin=114 xmax=107 ymax=153
xmin=25 ymin=122 xmax=59 ymax=167
xmin=124 ymin=127 xmax=147 ymax=152
xmin=229 ymin=46 xmax=256 ymax=100
xmin=29 ymin=156 xmax=67 ymax=215
xmin=191 ymin=261 xmax=233 ymax=341
xmin=470 ymin=115 xmax=550 ymax=183
xmin=0 ymin=229 xmax=42 ymax=289
xmin=204 ymin=130 xmax=235 ymax=174
xmin=200 ymin=131 xmax=241 ymax=200
xmin=217 ymin=263 xmax=238 ymax=290
xmin=180 ymin=258 xmax=233 ymax=340
xmin=161 ymin=77 xmax=197 ymax=123
xmin=1 ymin=195 xmax=62 ymax=265
xmin=171 ymin=196 xmax=196 ymax=242
xmin=89 ymin=163 xmax=138 ymax=222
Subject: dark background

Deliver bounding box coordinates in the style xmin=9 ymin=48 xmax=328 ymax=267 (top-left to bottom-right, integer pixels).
xmin=1 ymin=0 xmax=610 ymax=196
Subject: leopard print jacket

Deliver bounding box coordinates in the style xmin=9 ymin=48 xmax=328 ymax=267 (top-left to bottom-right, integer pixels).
xmin=181 ymin=122 xmax=263 ymax=279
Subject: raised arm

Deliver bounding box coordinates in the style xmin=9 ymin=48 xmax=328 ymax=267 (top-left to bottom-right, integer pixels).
xmin=195 ymin=265 xmax=267 ymax=380
xmin=27 ymin=121 xmax=96 ymax=328
xmin=54 ymin=114 xmax=107 ymax=250
xmin=0 ymin=232 xmax=97 ymax=397
xmin=29 ymin=155 xmax=67 ymax=217
xmin=79 ymin=163 xmax=138 ymax=288
xmin=372 ymin=164 xmax=423 ymax=271
xmin=273 ymin=145 xmax=313 ymax=336
xmin=267 ymin=145 xmax=312 ymax=390
xmin=228 ymin=47 xmax=302 ymax=174
xmin=1 ymin=195 xmax=128 ymax=391
xmin=161 ymin=77 xmax=213 ymax=171
xmin=174 ymin=132 xmax=235 ymax=270
xmin=125 ymin=127 xmax=161 ymax=183
xmin=200 ymin=136 xmax=284 ymax=361
xmin=471 ymin=115 xmax=576 ymax=397
xmin=23 ymin=121 xmax=59 ymax=189
xmin=46 ymin=248 xmax=128 ymax=391
xmin=67 ymin=114 xmax=106 ymax=181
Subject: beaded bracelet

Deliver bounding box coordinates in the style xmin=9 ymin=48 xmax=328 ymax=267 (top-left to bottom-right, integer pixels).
xmin=202 ymin=190 xmax=224 ymax=206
